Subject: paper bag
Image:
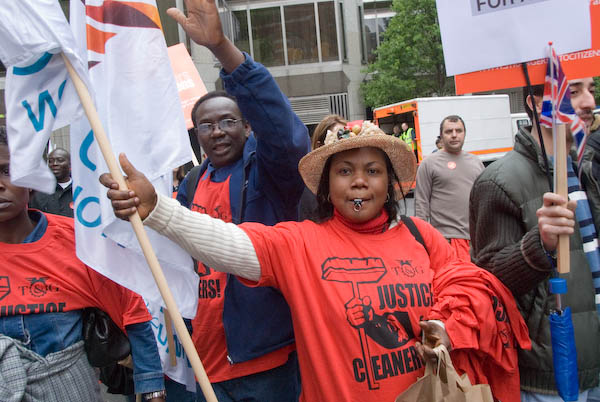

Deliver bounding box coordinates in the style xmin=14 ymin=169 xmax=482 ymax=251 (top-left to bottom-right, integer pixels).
xmin=395 ymin=345 xmax=494 ymax=402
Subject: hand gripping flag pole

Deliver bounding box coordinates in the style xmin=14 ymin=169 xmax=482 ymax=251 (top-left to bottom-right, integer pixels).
xmin=61 ymin=53 xmax=219 ymax=402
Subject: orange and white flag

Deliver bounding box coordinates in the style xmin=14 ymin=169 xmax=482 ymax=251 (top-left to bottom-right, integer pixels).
xmin=69 ymin=0 xmax=198 ymax=318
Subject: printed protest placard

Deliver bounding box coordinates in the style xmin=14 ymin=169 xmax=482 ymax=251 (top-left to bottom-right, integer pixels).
xmin=168 ymin=43 xmax=207 ymax=129
xmin=436 ymin=0 xmax=590 ymax=76
xmin=454 ymin=0 xmax=600 ymax=94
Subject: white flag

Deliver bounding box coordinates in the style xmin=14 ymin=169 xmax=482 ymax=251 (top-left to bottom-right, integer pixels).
xmin=69 ymin=0 xmax=198 ymax=318
xmin=147 ymin=301 xmax=197 ymax=391
xmin=0 ymin=0 xmax=90 ymax=193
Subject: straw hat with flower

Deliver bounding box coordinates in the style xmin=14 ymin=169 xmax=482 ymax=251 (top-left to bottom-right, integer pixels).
xmin=299 ymin=121 xmax=416 ymax=199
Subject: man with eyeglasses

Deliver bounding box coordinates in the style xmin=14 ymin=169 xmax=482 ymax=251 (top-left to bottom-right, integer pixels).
xmin=166 ymin=1 xmax=309 ymax=401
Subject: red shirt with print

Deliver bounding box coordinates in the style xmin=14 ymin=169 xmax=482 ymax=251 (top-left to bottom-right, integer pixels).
xmin=0 ymin=213 xmax=150 ymax=329
xmin=189 ymin=172 xmax=294 ymax=382
xmin=239 ymin=213 xmax=456 ymax=402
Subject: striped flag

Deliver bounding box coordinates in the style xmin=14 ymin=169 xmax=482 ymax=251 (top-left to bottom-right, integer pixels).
xmin=68 ymin=0 xmax=198 ymax=319
xmin=69 ymin=1 xmax=200 ymax=388
xmin=540 ymin=47 xmax=587 ymax=169
xmin=566 ymin=160 xmax=600 ymax=314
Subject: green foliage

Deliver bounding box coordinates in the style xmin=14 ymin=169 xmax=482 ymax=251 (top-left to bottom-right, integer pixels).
xmin=361 ymin=0 xmax=454 ymax=108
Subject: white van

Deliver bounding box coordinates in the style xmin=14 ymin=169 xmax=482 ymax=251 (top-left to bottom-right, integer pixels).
xmin=373 ymin=95 xmax=514 ymax=164
xmin=511 ymin=113 xmax=530 ymax=137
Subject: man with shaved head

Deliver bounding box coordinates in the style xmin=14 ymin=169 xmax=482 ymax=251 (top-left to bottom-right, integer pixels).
xmin=29 ymin=147 xmax=73 ymax=217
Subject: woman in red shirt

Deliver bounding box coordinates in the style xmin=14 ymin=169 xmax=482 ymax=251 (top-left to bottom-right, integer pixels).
xmin=102 ymin=122 xmax=529 ymax=402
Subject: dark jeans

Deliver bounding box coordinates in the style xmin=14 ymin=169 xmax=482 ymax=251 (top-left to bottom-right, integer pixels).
xmin=165 ymin=376 xmax=196 ymax=402
xmin=195 ymin=351 xmax=300 ymax=402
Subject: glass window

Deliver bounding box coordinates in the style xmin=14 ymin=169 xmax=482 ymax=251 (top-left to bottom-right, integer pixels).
xmin=358 ymin=6 xmax=366 ymax=64
xmin=284 ymin=4 xmax=318 ymax=65
xmin=251 ymin=7 xmax=284 ymax=67
xmin=318 ymin=2 xmax=339 ymax=62
xmin=378 ymin=16 xmax=391 ymax=36
xmin=338 ymin=2 xmax=347 ymax=60
xmin=233 ymin=10 xmax=251 ymax=54
xmin=363 ymin=0 xmax=393 ymax=10
xmin=364 ymin=17 xmax=377 ymax=63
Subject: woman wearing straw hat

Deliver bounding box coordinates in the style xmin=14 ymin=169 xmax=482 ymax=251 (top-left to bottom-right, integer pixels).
xmin=101 ymin=121 xmax=528 ymax=401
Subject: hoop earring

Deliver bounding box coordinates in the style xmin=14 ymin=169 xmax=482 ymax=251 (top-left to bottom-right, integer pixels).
xmin=386 ymin=194 xmax=390 ymax=202
xmin=327 ymin=194 xmax=331 ymax=203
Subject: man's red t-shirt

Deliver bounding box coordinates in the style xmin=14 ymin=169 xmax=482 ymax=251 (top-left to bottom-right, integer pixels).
xmin=240 ymin=214 xmax=456 ymax=402
xmin=189 ymin=172 xmax=294 ymax=382
xmin=0 ymin=213 xmax=150 ymax=329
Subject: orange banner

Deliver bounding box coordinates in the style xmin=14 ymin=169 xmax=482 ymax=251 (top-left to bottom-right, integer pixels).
xmin=455 ymin=0 xmax=600 ymax=95
xmin=167 ymin=43 xmax=207 ymax=129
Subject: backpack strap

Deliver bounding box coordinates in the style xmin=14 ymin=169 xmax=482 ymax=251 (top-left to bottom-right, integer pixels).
xmin=400 ymin=215 xmax=429 ymax=255
xmin=235 ymin=151 xmax=256 ymax=224
xmin=184 ymin=164 xmax=206 ymax=205
xmin=183 ymin=164 xmax=209 ymax=275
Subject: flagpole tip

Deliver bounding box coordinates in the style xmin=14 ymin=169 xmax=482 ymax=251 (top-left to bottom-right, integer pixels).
xmin=548 ymin=41 xmax=553 ymax=46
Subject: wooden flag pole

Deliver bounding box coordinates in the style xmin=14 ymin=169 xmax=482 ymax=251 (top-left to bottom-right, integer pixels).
xmin=61 ymin=53 xmax=218 ymax=402
xmin=554 ymin=124 xmax=570 ymax=274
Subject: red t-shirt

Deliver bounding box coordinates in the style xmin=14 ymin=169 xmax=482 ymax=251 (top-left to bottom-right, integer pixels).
xmin=0 ymin=213 xmax=150 ymax=329
xmin=190 ymin=172 xmax=294 ymax=382
xmin=240 ymin=215 xmax=456 ymax=402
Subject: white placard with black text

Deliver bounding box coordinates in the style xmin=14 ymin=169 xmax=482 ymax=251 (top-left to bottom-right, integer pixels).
xmin=436 ymin=0 xmax=591 ymax=76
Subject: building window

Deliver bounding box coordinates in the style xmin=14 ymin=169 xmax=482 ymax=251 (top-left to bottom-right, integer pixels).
xmin=338 ymin=2 xmax=347 ymax=61
xmin=285 ymin=4 xmax=318 ymax=65
xmin=358 ymin=5 xmax=366 ymax=64
xmin=363 ymin=1 xmax=394 ymax=63
xmin=364 ymin=17 xmax=377 ymax=63
xmin=377 ymin=15 xmax=392 ymax=36
xmin=232 ymin=1 xmax=341 ymax=67
xmin=251 ymin=7 xmax=285 ymax=67
xmin=233 ymin=10 xmax=251 ymax=54
xmin=318 ymin=2 xmax=339 ymax=62
xmin=364 ymin=12 xmax=394 ymax=62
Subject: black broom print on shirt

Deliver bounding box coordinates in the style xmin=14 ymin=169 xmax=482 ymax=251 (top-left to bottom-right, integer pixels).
xmin=321 ymin=257 xmax=425 ymax=390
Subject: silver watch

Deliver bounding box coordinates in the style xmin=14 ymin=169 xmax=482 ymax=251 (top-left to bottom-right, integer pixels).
xmin=143 ymin=390 xmax=166 ymax=401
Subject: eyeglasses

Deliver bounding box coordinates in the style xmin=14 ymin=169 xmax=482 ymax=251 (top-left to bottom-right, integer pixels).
xmin=196 ymin=119 xmax=242 ymax=135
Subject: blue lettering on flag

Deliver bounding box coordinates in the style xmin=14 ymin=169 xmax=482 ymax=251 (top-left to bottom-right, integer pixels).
xmin=79 ymin=130 xmax=97 ymax=171
xmin=57 ymin=80 xmax=66 ymax=99
xmin=73 ymin=186 xmax=83 ymax=202
xmin=77 ymin=196 xmax=101 ymax=228
xmin=22 ymin=91 xmax=56 ymax=132
xmin=157 ymin=323 xmax=168 ymax=346
xmin=12 ymin=52 xmax=54 ymax=76
xmin=73 ymin=185 xmax=101 ymax=228
xmin=20 ymin=80 xmax=67 ymax=132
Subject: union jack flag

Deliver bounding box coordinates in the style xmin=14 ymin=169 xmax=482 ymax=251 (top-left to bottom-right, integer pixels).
xmin=540 ymin=47 xmax=587 ymax=169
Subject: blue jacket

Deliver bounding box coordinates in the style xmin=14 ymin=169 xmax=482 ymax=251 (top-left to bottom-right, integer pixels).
xmin=177 ymin=54 xmax=309 ymax=363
